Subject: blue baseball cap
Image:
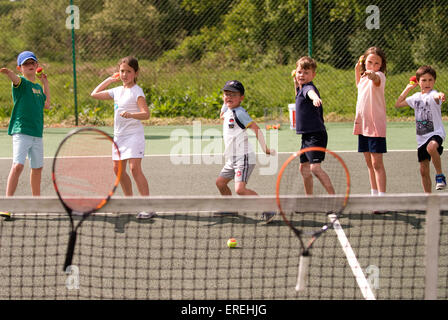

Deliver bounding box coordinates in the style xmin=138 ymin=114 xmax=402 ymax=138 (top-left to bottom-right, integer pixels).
xmin=17 ymin=51 xmax=38 ymax=66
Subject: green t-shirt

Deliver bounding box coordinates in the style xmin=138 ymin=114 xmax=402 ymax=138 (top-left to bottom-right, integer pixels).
xmin=8 ymin=76 xmax=46 ymax=138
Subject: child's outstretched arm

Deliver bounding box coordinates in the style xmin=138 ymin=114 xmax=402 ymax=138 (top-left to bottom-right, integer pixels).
xmin=307 ymin=90 xmax=322 ymax=107
xmin=395 ymin=83 xmax=418 ymax=108
xmin=362 ymin=70 xmax=381 ymax=87
xmin=91 ymin=76 xmax=120 ymax=100
xmin=247 ymin=122 xmax=275 ymax=155
xmin=0 ymin=68 xmax=20 ymax=86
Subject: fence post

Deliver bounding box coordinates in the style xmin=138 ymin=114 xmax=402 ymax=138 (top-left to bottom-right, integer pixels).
xmin=69 ymin=0 xmax=78 ymax=126
xmin=425 ymin=194 xmax=440 ymax=300
xmin=308 ymin=0 xmax=313 ymax=57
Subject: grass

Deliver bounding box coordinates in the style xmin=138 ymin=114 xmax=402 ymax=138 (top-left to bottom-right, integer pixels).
xmin=1 ymin=59 xmax=448 ymax=127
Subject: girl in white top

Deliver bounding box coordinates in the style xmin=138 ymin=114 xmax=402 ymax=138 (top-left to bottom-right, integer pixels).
xmin=91 ymin=57 xmax=152 ymax=214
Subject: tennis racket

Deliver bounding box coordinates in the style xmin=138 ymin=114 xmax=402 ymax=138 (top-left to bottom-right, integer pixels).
xmin=52 ymin=127 xmax=122 ymax=272
xmin=276 ymin=147 xmax=350 ymax=291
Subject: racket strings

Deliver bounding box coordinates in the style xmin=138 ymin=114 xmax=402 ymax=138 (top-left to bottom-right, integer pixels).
xmin=53 ymin=130 xmax=120 ymax=213
xmin=277 ymin=147 xmax=350 ymax=254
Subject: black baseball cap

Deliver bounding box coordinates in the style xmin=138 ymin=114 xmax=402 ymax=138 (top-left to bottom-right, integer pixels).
xmin=223 ymin=80 xmax=245 ymax=95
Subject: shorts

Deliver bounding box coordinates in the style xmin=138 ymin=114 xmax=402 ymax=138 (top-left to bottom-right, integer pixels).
xmin=113 ymin=133 xmax=145 ymax=161
xmin=12 ymin=133 xmax=44 ymax=169
xmin=418 ymin=135 xmax=443 ymax=162
xmin=219 ymin=154 xmax=256 ymax=183
xmin=300 ymin=131 xmax=328 ymax=164
xmin=358 ymin=135 xmax=387 ymax=153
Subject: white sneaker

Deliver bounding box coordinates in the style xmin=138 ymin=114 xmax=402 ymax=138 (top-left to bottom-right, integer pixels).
xmin=261 ymin=211 xmax=276 ymax=223
xmin=136 ymin=211 xmax=157 ymax=219
xmin=436 ymin=174 xmax=447 ymax=190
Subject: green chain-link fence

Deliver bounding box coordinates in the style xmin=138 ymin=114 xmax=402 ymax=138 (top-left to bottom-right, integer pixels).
xmin=1 ymin=0 xmax=447 ymax=126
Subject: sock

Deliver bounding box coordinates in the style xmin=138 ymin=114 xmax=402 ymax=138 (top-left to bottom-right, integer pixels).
xmin=378 ymin=192 xmax=386 ymax=196
xmin=371 ymin=189 xmax=378 ymax=196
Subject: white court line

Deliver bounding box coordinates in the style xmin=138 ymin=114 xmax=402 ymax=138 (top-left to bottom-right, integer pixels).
xmin=329 ymin=214 xmax=376 ymax=300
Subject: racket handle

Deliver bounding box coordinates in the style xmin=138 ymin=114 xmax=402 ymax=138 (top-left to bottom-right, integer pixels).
xmin=295 ymin=254 xmax=310 ymax=291
xmin=63 ymin=231 xmax=78 ymax=272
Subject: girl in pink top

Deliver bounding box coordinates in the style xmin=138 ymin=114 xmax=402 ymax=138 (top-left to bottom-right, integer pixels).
xmin=354 ymin=47 xmax=387 ymax=196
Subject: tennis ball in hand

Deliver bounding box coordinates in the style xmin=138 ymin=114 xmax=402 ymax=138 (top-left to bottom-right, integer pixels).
xmin=409 ymin=75 xmax=417 ymax=85
xmin=358 ymin=55 xmax=365 ymax=63
xmin=291 ymin=70 xmax=296 ymax=77
xmin=36 ymin=67 xmax=43 ymax=77
xmin=227 ymin=238 xmax=237 ymax=248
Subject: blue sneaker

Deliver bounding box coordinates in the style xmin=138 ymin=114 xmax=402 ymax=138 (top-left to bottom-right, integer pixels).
xmin=436 ymin=174 xmax=446 ymax=190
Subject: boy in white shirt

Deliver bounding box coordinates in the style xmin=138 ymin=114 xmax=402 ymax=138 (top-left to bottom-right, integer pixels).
xmin=217 ymin=80 xmax=278 ymax=222
xmin=395 ymin=65 xmax=446 ymax=192
xmin=217 ymin=80 xmax=275 ymax=197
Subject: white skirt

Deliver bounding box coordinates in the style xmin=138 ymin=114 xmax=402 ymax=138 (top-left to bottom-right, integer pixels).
xmin=113 ymin=133 xmax=145 ymax=160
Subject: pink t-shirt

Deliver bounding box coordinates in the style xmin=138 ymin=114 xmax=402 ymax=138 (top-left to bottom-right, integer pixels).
xmin=353 ymin=71 xmax=386 ymax=137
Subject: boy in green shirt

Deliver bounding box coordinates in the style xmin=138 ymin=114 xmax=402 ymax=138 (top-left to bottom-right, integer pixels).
xmin=1 ymin=51 xmax=50 ymax=197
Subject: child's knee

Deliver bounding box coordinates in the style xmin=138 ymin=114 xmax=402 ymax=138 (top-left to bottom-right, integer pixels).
xmin=310 ymin=163 xmax=322 ymax=175
xmin=31 ymin=167 xmax=43 ymax=175
xmin=129 ymin=164 xmax=142 ymax=177
xmin=427 ymin=141 xmax=440 ymax=154
xmin=11 ymin=163 xmax=24 ymax=174
xmin=235 ymin=185 xmax=246 ymax=195
xmin=300 ymin=163 xmax=312 ymax=178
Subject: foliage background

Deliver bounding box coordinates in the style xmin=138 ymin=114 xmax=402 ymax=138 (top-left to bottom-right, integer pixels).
xmin=1 ymin=0 xmax=447 ymax=126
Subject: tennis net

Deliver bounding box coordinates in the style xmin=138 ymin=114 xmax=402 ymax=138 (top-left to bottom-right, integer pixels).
xmin=0 ymin=194 xmax=447 ymax=300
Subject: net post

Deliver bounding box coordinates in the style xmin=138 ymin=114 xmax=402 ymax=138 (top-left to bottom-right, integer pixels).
xmin=425 ymin=194 xmax=440 ymax=300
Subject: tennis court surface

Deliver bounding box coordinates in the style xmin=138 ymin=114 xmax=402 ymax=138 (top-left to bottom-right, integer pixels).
xmin=1 ymin=194 xmax=447 ymax=300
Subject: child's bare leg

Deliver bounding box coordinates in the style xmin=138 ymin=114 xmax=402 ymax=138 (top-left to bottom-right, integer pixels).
xmin=299 ymin=162 xmax=313 ymax=195
xmin=371 ymin=153 xmax=386 ymax=193
xmin=420 ymin=160 xmax=432 ymax=193
xmin=216 ymin=176 xmax=232 ymax=195
xmin=129 ymin=158 xmax=149 ymax=196
xmin=30 ymin=167 xmax=42 ymax=196
xmin=427 ymin=141 xmax=443 ymax=175
xmin=234 ymin=181 xmax=258 ymax=196
xmin=363 ymin=152 xmax=378 ymax=192
xmin=114 ymin=160 xmax=133 ymax=196
xmin=6 ymin=163 xmax=24 ymax=196
xmin=310 ymin=163 xmax=335 ymax=194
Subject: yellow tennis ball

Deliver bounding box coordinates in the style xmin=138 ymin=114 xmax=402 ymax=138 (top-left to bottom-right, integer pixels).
xmin=36 ymin=67 xmax=43 ymax=77
xmin=227 ymin=238 xmax=237 ymax=248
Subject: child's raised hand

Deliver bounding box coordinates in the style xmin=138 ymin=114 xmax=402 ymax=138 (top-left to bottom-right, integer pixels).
xmin=108 ymin=72 xmax=121 ymax=82
xmin=266 ymin=148 xmax=276 ymax=156
xmin=0 ymin=67 xmax=10 ymax=74
xmin=356 ymin=55 xmax=364 ymax=70
xmin=407 ymin=82 xmax=418 ymax=90
xmin=291 ymin=69 xmax=298 ymax=83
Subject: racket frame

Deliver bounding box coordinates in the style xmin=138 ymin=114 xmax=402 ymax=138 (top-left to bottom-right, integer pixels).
xmin=52 ymin=127 xmax=122 ymax=271
xmin=275 ymin=147 xmax=351 ymax=291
